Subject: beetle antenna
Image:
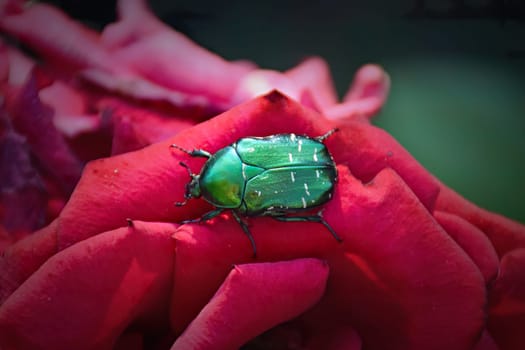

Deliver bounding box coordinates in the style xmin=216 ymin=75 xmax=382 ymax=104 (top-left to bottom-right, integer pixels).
xmin=317 ymin=128 xmax=339 ymax=142
xmin=171 ymin=144 xmax=212 ymax=159
xmin=179 ymin=161 xmax=194 ymax=178
xmin=174 ymin=162 xmax=194 ymax=207
xmin=171 ymin=144 xmax=191 ymax=154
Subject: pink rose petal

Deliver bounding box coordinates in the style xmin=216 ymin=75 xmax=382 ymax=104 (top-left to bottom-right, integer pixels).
xmin=0 ymin=2 xmax=118 ymax=72
xmin=325 ymin=64 xmax=390 ymax=120
xmin=285 ymin=56 xmax=339 ymax=110
xmin=100 ymin=0 xmax=254 ymax=105
xmin=0 ymin=114 xmax=46 ymax=238
xmin=5 ymin=72 xmax=82 ymax=194
xmin=80 ymin=68 xmax=220 ymax=115
xmin=39 ymin=81 xmax=100 ymax=138
xmin=1 ymin=43 xmax=34 ymax=86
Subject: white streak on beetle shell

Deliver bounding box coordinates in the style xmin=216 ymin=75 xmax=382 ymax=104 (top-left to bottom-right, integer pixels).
xmin=316 ymin=170 xmax=320 ymax=178
xmin=290 ymin=133 xmax=296 ymax=142
xmin=298 ymin=140 xmax=302 ymax=152
xmin=313 ymin=148 xmax=318 ymax=162
xmin=242 ymin=163 xmax=247 ymax=180
xmin=290 ymin=172 xmax=295 ymax=183
xmin=304 ymin=183 xmax=310 ymax=196
xmin=301 ymin=197 xmax=307 ymax=208
xmin=247 ymin=147 xmax=255 ymax=153
xmin=288 ymin=153 xmax=293 ymax=162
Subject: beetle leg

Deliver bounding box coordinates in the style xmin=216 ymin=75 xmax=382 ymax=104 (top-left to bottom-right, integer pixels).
xmin=272 ymin=211 xmax=342 ymax=242
xmin=181 ymin=208 xmax=224 ymax=224
xmin=315 ymin=128 xmax=339 ymax=142
xmin=231 ymin=211 xmax=257 ymax=258
xmin=170 ymin=144 xmax=212 ymax=158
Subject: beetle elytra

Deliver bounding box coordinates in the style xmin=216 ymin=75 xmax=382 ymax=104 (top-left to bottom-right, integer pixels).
xmin=171 ymin=129 xmax=341 ymax=256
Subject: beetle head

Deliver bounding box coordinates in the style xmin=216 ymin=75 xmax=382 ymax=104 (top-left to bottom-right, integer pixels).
xmin=176 ymin=161 xmax=201 ymax=206
xmin=185 ymin=175 xmax=201 ymax=199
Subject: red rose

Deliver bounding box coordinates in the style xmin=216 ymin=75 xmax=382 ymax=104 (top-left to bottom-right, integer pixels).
xmin=1 ymin=1 xmax=524 ymax=350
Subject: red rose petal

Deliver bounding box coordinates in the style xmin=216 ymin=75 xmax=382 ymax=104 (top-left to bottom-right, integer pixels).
xmin=0 ymin=91 xmax=484 ymax=335
xmin=487 ymin=248 xmax=525 ymax=350
xmin=114 ymin=332 xmax=143 ymax=350
xmin=171 ymin=258 xmax=328 ymax=349
xmin=435 ymin=211 xmax=499 ymax=283
xmin=0 ymin=221 xmax=175 ymax=350
xmin=54 ymin=92 xmax=338 ymax=250
xmin=436 ymin=183 xmax=525 ymax=257
xmin=99 ymin=99 xmax=195 ymax=155
xmin=243 ymin=321 xmax=362 ymax=350
xmin=0 ymin=221 xmax=58 ymax=304
xmin=304 ymin=324 xmax=362 ymax=350
xmin=472 ymin=330 xmax=499 ymax=350
xmin=0 ymin=226 xmax=10 ymax=252
xmin=171 ymin=167 xmax=486 ymax=349
xmin=331 ymin=120 xmax=440 ymax=211
xmin=53 ymin=91 xmax=438 ymax=249
xmin=310 ymin=167 xmax=485 ymax=349
xmin=0 ymin=40 xmax=9 ymax=84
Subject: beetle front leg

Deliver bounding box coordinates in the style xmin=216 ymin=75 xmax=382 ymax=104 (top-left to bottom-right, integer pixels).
xmin=170 ymin=144 xmax=212 ymax=158
xmin=181 ymin=208 xmax=224 ymax=224
xmin=272 ymin=210 xmax=342 ymax=242
xmin=231 ymin=211 xmax=257 ymax=258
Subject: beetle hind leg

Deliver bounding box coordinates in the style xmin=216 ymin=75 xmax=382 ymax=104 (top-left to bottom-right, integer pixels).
xmin=272 ymin=210 xmax=342 ymax=242
xmin=232 ymin=211 xmax=257 ymax=258
xmin=316 ymin=128 xmax=339 ymax=142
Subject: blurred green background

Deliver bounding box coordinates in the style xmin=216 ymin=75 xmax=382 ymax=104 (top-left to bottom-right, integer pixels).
xmin=56 ymin=0 xmax=525 ymax=222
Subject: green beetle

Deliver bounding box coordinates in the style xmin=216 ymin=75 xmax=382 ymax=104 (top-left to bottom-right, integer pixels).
xmin=171 ymin=129 xmax=341 ymax=255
